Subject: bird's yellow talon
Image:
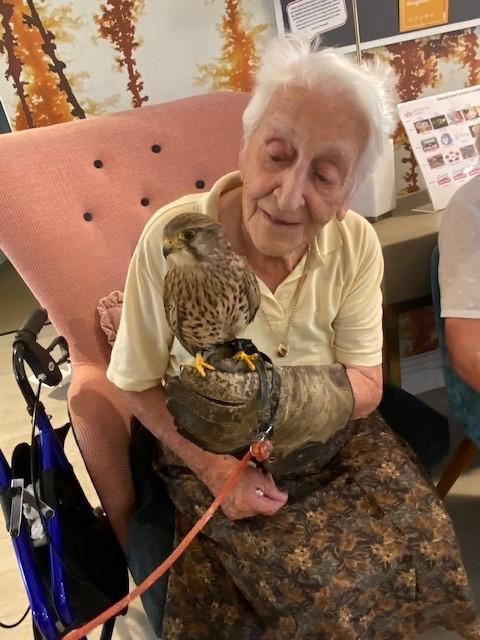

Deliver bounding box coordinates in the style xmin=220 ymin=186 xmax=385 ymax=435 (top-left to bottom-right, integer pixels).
xmin=183 ymin=352 xmax=216 ymax=377
xmin=233 ymin=350 xmax=258 ymax=371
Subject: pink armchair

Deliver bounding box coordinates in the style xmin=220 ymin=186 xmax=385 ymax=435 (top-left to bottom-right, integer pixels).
xmin=0 ymin=92 xmax=250 ymax=544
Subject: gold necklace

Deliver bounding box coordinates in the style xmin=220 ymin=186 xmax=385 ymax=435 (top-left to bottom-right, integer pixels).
xmin=237 ymin=221 xmax=311 ymax=358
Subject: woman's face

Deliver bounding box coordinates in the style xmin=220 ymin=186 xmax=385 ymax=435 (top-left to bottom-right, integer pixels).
xmin=239 ymin=85 xmax=368 ymax=257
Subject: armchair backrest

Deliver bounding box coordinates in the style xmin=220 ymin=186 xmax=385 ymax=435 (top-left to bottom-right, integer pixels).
xmin=0 ymin=93 xmax=252 ymax=535
xmin=0 ymin=92 xmax=250 ymax=366
xmin=431 ymin=245 xmax=480 ymax=446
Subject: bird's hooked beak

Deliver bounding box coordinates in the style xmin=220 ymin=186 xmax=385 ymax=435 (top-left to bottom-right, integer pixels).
xmin=162 ymin=237 xmax=184 ymax=258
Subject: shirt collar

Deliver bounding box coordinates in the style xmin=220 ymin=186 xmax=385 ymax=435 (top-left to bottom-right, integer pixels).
xmin=311 ymin=215 xmax=343 ymax=268
xmin=204 ymin=171 xmax=243 ymax=220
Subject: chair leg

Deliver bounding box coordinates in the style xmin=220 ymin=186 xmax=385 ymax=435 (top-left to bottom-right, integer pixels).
xmin=436 ymin=435 xmax=478 ymax=499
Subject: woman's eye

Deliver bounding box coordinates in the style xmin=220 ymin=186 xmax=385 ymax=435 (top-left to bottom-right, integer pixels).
xmin=269 ymin=154 xmax=284 ymax=163
xmin=315 ymin=170 xmax=339 ymax=186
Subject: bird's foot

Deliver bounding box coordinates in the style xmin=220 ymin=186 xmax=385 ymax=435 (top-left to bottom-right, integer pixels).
xmin=233 ymin=350 xmax=258 ymax=371
xmin=182 ymin=352 xmax=216 ymax=378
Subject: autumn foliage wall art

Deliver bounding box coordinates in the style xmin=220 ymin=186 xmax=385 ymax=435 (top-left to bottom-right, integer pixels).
xmin=0 ymin=1 xmax=479 ymax=196
xmin=195 ymin=0 xmax=267 ymax=93
xmin=0 ymin=0 xmax=147 ymax=129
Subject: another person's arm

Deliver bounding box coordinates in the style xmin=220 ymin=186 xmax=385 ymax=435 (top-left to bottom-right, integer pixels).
xmin=439 ymin=181 xmax=480 ymax=392
xmin=445 ymin=319 xmax=480 ymax=392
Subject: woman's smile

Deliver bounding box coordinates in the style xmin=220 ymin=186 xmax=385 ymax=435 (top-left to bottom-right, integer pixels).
xmin=259 ymin=207 xmax=302 ymax=227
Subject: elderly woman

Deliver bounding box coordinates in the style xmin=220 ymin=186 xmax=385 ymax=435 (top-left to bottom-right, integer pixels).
xmin=107 ymin=37 xmax=479 ymax=639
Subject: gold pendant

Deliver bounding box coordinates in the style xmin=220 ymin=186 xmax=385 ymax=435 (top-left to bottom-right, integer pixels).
xmin=277 ymin=343 xmax=289 ymax=358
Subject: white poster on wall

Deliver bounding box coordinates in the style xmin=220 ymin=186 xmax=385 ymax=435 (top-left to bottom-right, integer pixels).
xmin=397 ymin=85 xmax=480 ymax=211
xmin=283 ymin=0 xmax=347 ymax=38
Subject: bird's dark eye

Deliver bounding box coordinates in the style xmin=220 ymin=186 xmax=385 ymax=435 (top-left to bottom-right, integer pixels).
xmin=183 ymin=230 xmax=195 ymax=241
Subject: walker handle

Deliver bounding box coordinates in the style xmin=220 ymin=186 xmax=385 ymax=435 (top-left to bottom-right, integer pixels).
xmin=15 ymin=308 xmax=48 ymax=342
xmin=12 ymin=309 xmax=65 ymax=412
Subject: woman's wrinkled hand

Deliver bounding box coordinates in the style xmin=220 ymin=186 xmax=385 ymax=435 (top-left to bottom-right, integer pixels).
xmin=201 ymin=453 xmax=288 ymax=520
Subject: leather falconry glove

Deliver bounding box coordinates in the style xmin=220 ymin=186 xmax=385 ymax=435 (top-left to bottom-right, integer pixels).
xmin=164 ymin=355 xmax=355 ymax=475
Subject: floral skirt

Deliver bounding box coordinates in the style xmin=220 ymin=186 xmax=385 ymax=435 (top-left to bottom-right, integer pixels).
xmin=156 ymin=413 xmax=479 ymax=640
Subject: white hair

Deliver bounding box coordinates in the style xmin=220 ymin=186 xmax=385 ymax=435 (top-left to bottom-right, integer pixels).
xmin=242 ymin=35 xmax=398 ymax=185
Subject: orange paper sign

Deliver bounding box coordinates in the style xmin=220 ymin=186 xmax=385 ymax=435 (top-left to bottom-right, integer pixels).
xmin=399 ymin=0 xmax=449 ymax=33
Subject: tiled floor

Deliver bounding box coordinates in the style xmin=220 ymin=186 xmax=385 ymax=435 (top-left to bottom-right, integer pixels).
xmin=0 ymin=326 xmax=478 ymax=639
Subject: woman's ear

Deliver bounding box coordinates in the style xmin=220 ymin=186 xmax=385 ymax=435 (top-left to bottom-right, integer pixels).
xmin=337 ymin=181 xmax=356 ymax=220
xmin=336 ymin=201 xmax=350 ymax=221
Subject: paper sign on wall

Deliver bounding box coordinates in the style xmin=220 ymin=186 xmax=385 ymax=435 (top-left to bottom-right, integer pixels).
xmin=397 ymin=85 xmax=480 ymax=211
xmin=286 ymin=0 xmax=347 ymax=37
xmin=399 ymin=0 xmax=449 ymax=33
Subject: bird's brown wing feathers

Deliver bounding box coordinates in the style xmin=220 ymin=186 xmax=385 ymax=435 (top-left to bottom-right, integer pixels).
xmin=164 ymin=270 xmax=188 ymax=351
xmin=243 ymin=268 xmax=261 ymax=324
xmin=164 ymin=251 xmax=260 ymax=354
xmin=163 ymin=271 xmax=175 ymax=331
xmin=164 ymin=268 xmax=202 ymax=355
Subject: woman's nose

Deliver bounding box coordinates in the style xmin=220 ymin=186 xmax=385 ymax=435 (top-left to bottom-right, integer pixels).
xmin=274 ymin=169 xmax=307 ymax=211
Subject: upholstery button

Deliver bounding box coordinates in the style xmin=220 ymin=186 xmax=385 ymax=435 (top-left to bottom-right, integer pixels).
xmin=93 ymin=159 xmax=103 ymax=168
xmin=141 ymin=197 xmax=150 ymax=206
xmin=83 ymin=212 xmax=93 ymax=221
xmin=195 ymin=180 xmax=205 ymax=189
xmin=151 ymin=144 xmax=162 ymax=153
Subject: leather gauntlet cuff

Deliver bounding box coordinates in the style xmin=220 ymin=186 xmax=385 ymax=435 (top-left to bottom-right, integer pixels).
xmin=165 ymin=363 xmax=354 ymax=474
xmin=267 ymin=364 xmax=354 ymax=475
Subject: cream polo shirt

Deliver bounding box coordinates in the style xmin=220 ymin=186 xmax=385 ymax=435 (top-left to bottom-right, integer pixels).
xmin=439 ymin=174 xmax=480 ymax=319
xmin=107 ymin=172 xmax=384 ymax=392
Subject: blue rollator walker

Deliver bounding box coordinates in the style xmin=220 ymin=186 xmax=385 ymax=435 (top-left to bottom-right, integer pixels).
xmin=0 ymin=309 xmax=128 ymax=639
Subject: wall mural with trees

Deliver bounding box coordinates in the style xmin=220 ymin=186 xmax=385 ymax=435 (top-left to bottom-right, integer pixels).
xmin=94 ymin=0 xmax=148 ymax=108
xmin=0 ymin=0 xmax=479 ymax=198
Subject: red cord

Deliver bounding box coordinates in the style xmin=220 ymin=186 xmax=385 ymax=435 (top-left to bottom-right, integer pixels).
xmin=62 ymin=449 xmax=254 ymax=640
xmin=250 ymin=438 xmax=273 ymax=462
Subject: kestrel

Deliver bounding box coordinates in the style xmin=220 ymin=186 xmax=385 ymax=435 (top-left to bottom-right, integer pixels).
xmin=162 ymin=212 xmax=260 ymax=376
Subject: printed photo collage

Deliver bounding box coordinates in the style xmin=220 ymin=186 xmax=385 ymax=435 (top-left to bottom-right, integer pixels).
xmin=398 ymin=86 xmax=480 ymax=209
xmin=413 ymin=105 xmax=480 ymax=187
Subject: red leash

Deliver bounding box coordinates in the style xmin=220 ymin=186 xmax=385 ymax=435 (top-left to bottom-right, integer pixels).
xmin=63 ymin=442 xmax=270 ymax=640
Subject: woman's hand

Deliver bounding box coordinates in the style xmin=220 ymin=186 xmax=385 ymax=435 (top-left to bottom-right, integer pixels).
xmin=201 ymin=453 xmax=288 ymax=520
